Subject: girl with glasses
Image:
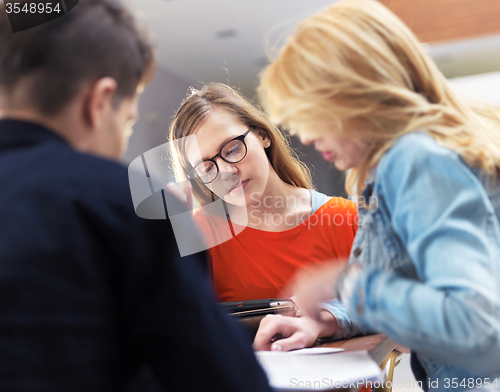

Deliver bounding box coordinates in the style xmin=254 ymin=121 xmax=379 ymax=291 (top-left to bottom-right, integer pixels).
xmin=169 ymin=82 xmax=359 ymax=347
xmin=255 ymin=0 xmax=500 ymax=390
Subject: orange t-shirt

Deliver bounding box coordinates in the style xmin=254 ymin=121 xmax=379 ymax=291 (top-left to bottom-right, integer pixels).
xmin=195 ymin=197 xmax=358 ymax=302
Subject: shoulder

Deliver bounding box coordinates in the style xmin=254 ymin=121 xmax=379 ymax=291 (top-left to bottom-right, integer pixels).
xmin=310 ymin=189 xmax=358 ymax=216
xmin=193 ymin=208 xmax=226 ymax=228
xmin=379 ymin=132 xmax=457 ymax=174
xmin=45 ymin=144 xmax=133 ymax=208
xmin=53 ymin=148 xmax=184 ymax=257
xmin=311 ymin=197 xmax=358 ymax=235
xmin=316 ymin=197 xmax=358 ymax=229
xmin=374 ymin=132 xmax=489 ymax=219
xmin=320 ymin=197 xmax=358 ymax=216
xmin=10 ymin=141 xmax=141 ymax=228
xmin=1 ymin=141 xmax=177 ymax=259
xmin=376 ymin=132 xmax=471 ymax=190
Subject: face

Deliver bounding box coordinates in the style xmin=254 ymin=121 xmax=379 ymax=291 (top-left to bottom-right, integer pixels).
xmin=185 ymin=109 xmax=271 ymax=207
xmin=85 ymin=77 xmax=141 ymax=161
xmin=97 ymin=92 xmax=140 ymax=160
xmin=299 ymin=130 xmax=371 ymax=171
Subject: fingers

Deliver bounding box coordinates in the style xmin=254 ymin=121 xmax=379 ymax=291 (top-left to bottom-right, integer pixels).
xmin=182 ymin=181 xmax=193 ymax=210
xmin=293 ymin=290 xmax=329 ymax=322
xmin=293 ymin=300 xmax=321 ymax=322
xmin=289 ymin=295 xmax=298 ymax=312
xmin=166 ymin=181 xmax=194 ymax=210
xmin=287 ymin=263 xmax=345 ymax=320
xmin=253 ymin=314 xmax=286 ymax=351
xmin=270 ymin=331 xmax=311 ymax=352
xmin=165 ymin=182 xmax=187 ymax=204
xmin=253 ymin=315 xmax=322 ymax=352
xmin=291 ymin=283 xmax=325 ymax=321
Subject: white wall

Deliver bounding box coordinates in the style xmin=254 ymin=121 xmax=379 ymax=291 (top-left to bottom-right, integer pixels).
xmin=122 ymin=66 xmax=191 ymax=164
xmin=448 ymin=71 xmax=500 ymax=107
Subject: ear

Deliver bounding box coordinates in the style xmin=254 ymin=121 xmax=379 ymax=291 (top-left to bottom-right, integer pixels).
xmin=256 ymin=128 xmax=271 ymax=148
xmin=82 ymin=77 xmax=118 ymax=130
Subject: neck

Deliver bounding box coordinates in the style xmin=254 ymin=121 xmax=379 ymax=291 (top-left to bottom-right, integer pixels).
xmin=252 ymin=169 xmax=301 ymax=212
xmin=228 ymin=166 xmax=311 ymax=230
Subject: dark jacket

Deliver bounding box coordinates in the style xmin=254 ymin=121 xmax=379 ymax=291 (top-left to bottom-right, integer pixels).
xmin=0 ymin=119 xmax=270 ymax=392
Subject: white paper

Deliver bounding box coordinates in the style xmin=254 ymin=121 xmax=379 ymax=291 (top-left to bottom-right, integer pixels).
xmin=255 ymin=349 xmax=383 ymax=391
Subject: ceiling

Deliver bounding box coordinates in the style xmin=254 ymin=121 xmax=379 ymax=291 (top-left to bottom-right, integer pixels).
xmin=126 ymin=0 xmax=500 ymax=95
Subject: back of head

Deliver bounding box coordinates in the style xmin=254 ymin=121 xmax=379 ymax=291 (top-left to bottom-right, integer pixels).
xmin=0 ymin=0 xmax=154 ymax=116
xmin=259 ymin=0 xmax=452 ymax=135
xmin=169 ymin=82 xmax=312 ymax=206
xmin=259 ymin=0 xmax=500 ymax=196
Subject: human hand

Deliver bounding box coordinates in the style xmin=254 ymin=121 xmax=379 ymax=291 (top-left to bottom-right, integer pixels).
xmin=165 ymin=181 xmax=193 ymax=211
xmin=286 ymin=262 xmax=347 ymax=321
xmin=253 ymin=312 xmax=338 ymax=352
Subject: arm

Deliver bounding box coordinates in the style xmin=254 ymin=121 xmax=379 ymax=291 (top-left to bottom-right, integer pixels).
xmin=315 ymin=198 xmax=364 ymax=341
xmin=344 ymin=138 xmax=500 ymax=375
xmin=253 ymin=311 xmax=339 ymax=351
xmin=319 ymin=298 xmax=367 ymax=340
xmin=253 ymin=267 xmax=365 ymax=351
xmin=252 ymin=299 xmax=369 ymax=352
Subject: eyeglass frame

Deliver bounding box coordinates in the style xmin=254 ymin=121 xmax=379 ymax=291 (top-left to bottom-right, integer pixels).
xmin=187 ymin=128 xmax=252 ymax=184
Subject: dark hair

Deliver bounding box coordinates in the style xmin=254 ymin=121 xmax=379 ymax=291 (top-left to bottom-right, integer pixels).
xmin=0 ymin=0 xmax=155 ymax=115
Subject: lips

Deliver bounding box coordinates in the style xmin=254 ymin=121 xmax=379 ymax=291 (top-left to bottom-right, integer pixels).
xmin=229 ymin=179 xmax=249 ymax=193
xmin=322 ymin=152 xmax=334 ymax=162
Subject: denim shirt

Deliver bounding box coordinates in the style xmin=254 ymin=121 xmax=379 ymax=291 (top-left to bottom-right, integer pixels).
xmin=323 ymin=132 xmax=500 ymax=392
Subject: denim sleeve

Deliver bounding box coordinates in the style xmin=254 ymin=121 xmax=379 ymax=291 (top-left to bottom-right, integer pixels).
xmin=319 ymin=299 xmax=367 ymax=339
xmin=345 ymin=135 xmax=500 ymax=376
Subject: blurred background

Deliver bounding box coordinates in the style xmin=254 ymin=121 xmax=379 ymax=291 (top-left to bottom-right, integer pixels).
xmin=122 ymin=0 xmax=500 ymax=200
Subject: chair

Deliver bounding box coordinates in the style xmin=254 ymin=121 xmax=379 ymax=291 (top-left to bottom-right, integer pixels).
xmin=374 ymin=349 xmax=403 ymax=392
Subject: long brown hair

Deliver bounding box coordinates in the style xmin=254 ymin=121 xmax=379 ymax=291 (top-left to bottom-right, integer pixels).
xmin=169 ymin=82 xmax=313 ymax=206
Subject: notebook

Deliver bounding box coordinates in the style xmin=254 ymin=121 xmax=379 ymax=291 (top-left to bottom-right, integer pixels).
xmin=255 ymin=349 xmax=383 ymax=391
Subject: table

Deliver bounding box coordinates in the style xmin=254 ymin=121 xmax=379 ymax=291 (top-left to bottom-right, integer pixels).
xmin=241 ymin=316 xmax=402 ymax=391
xmin=317 ymin=333 xmax=398 ymax=366
xmin=317 ymin=334 xmax=402 ymax=392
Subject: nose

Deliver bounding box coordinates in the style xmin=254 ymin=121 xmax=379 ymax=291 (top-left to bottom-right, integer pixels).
xmin=299 ymin=133 xmax=314 ymax=146
xmin=215 ymin=157 xmax=238 ymax=179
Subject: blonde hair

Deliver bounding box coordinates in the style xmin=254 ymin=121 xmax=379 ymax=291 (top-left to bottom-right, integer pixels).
xmin=258 ymin=0 xmax=500 ymax=204
xmin=169 ymin=82 xmax=313 ymax=206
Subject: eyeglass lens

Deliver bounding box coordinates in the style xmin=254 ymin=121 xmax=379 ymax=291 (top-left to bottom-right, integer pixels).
xmin=192 ymin=139 xmax=247 ymax=183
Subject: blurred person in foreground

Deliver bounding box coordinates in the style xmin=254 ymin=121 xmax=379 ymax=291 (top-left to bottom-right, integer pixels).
xmin=255 ymin=1 xmax=500 ymax=391
xmin=0 ymin=1 xmax=271 ymax=391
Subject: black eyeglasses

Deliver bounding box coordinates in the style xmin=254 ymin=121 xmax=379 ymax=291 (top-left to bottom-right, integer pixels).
xmin=187 ymin=128 xmax=252 ymax=184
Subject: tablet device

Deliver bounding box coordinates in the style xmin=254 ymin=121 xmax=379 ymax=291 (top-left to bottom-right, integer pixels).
xmin=218 ymin=298 xmax=296 ymax=318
